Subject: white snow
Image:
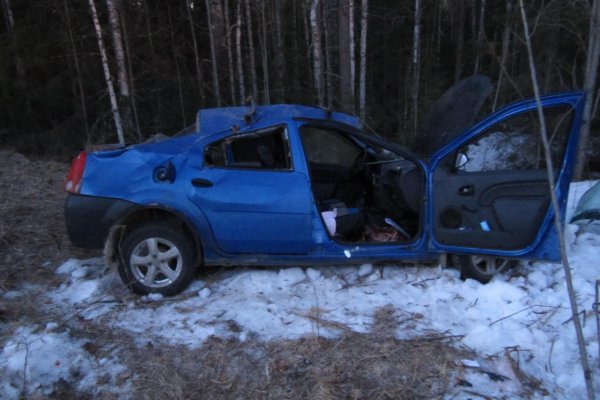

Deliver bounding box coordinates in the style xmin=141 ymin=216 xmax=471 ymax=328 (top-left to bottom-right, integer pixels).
xmin=1 ymin=181 xmax=599 ymax=399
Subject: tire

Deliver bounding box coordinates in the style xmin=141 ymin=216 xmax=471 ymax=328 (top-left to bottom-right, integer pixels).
xmin=458 ymin=255 xmax=516 ymax=284
xmin=118 ymin=224 xmax=197 ymax=296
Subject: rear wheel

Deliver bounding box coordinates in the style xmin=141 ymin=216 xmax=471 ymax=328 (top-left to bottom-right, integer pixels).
xmin=118 ymin=224 xmax=196 ymax=296
xmin=458 ymin=255 xmax=516 ymax=283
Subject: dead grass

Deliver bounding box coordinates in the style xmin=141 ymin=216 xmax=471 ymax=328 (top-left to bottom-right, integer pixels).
xmin=125 ymin=305 xmax=469 ymax=400
xmin=0 ymin=150 xmax=95 ymax=291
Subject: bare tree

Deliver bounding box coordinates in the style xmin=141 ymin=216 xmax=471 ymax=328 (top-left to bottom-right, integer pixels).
xmin=244 ymin=0 xmax=259 ymax=103
xmin=118 ymin=4 xmax=141 ymax=138
xmin=473 ymin=0 xmax=485 ymax=74
xmin=492 ymin=0 xmax=513 ymax=111
xmin=205 ymin=0 xmax=222 ymax=105
xmin=259 ymin=0 xmax=270 ymax=104
xmin=235 ymin=0 xmax=246 ymax=104
xmin=410 ymin=0 xmax=422 ymax=136
xmin=575 ymin=0 xmax=600 ymax=180
xmin=359 ymin=0 xmax=368 ymax=121
xmin=186 ymin=0 xmax=205 ymax=106
xmin=224 ymin=0 xmax=237 ymax=105
xmin=63 ymin=0 xmax=90 ymax=143
xmin=310 ymin=0 xmax=325 ymax=106
xmin=105 ymin=0 xmax=132 ymax=133
xmin=454 ymin=0 xmax=465 ymax=82
xmin=272 ymin=0 xmax=286 ymax=102
xmin=88 ymin=0 xmax=125 ymax=145
xmin=1 ymin=0 xmax=24 ymax=81
xmin=338 ymin=0 xmax=354 ymax=112
xmin=167 ymin=3 xmax=187 ymax=129
xmin=519 ymin=2 xmax=595 ymax=399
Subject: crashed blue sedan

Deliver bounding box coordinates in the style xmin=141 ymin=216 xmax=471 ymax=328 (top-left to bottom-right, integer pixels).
xmin=64 ymin=81 xmax=585 ymax=296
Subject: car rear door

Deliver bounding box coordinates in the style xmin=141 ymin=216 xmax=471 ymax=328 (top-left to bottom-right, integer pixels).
xmin=429 ymin=92 xmax=584 ymax=258
xmin=187 ymin=126 xmax=313 ymax=254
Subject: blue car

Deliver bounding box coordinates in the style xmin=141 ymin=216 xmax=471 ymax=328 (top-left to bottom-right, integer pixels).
xmin=64 ymin=78 xmax=585 ymax=296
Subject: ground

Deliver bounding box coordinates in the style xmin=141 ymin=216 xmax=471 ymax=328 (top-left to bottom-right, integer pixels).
xmin=0 ymin=151 xmax=598 ymax=399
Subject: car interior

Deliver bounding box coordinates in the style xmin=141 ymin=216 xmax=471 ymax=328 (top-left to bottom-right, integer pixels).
xmin=299 ymin=125 xmax=424 ymax=244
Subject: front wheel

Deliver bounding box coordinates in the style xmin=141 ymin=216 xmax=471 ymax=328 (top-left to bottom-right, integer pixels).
xmin=118 ymin=224 xmax=197 ymax=296
xmin=458 ymin=255 xmax=516 ymax=284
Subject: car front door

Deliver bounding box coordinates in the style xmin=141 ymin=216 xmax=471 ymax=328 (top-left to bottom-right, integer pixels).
xmin=430 ymin=92 xmax=584 ymax=258
xmin=188 ymin=126 xmax=313 ymax=254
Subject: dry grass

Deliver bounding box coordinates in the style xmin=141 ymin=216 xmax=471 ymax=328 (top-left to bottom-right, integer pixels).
xmin=125 ymin=305 xmax=469 ymax=400
xmin=0 ymin=150 xmax=94 ymax=291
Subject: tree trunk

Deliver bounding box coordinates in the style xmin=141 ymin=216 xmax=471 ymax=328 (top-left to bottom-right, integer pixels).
xmin=519 ymin=3 xmax=595 ymax=399
xmin=259 ymin=0 xmax=270 ymax=104
xmin=310 ymin=0 xmax=324 ymax=106
xmin=118 ymin=3 xmax=141 ymax=138
xmin=205 ymin=0 xmax=222 ymax=106
xmin=236 ymin=0 xmax=246 ymax=104
xmin=359 ymin=0 xmax=368 ymax=121
xmin=410 ymin=0 xmax=421 ymax=136
xmin=1 ymin=0 xmax=24 ymax=80
xmin=492 ymin=0 xmax=513 ymax=111
xmin=244 ymin=0 xmax=259 ymax=103
xmin=63 ymin=0 xmax=90 ymax=144
xmin=338 ymin=0 xmax=354 ymax=112
xmin=454 ymin=0 xmax=465 ymax=83
xmin=224 ymin=0 xmax=237 ymax=105
xmin=575 ymin=0 xmax=600 ymax=180
xmin=168 ymin=3 xmax=187 ymax=129
xmin=186 ymin=0 xmax=205 ymax=106
xmin=349 ymin=0 xmax=356 ymax=113
xmin=272 ymin=0 xmax=285 ymax=102
xmin=324 ymin=2 xmax=334 ymax=109
xmin=88 ymin=0 xmax=125 ymax=145
xmin=473 ymin=0 xmax=485 ymax=74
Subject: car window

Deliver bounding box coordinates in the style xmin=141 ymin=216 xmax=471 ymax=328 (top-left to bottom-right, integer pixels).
xmin=299 ymin=126 xmax=362 ymax=168
xmin=204 ymin=126 xmax=291 ymax=170
xmin=453 ymin=106 xmax=574 ymax=172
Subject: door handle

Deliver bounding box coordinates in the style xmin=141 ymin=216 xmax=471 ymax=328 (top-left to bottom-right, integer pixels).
xmin=192 ymin=178 xmax=213 ymax=187
xmin=459 ymin=185 xmax=474 ymax=196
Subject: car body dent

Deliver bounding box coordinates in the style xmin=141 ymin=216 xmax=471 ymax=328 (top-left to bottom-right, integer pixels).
xmin=67 ymin=92 xmax=585 ymax=268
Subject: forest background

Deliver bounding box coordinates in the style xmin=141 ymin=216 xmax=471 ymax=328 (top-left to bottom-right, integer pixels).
xmin=1 ymin=0 xmax=599 ymax=175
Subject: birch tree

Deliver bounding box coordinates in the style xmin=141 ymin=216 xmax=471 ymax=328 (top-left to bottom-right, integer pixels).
xmin=259 ymin=0 xmax=270 ymax=104
xmin=310 ymin=0 xmax=324 ymax=106
xmin=224 ymin=0 xmax=236 ymax=105
xmin=205 ymin=0 xmax=222 ymax=105
xmin=186 ymin=0 xmax=205 ymax=105
xmin=88 ymin=0 xmax=125 ymax=145
xmin=105 ymin=0 xmax=132 ymax=133
xmin=235 ymin=0 xmax=246 ymax=104
xmin=410 ymin=0 xmax=422 ymax=136
xmin=575 ymin=0 xmax=600 ymax=180
xmin=359 ymin=0 xmax=368 ymax=121
xmin=272 ymin=0 xmax=285 ymax=103
xmin=338 ymin=0 xmax=354 ymax=112
xmin=244 ymin=0 xmax=258 ymax=103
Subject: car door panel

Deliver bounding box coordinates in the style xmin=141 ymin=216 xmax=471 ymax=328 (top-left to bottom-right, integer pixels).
xmin=434 ymin=168 xmax=550 ymax=250
xmin=430 ymin=92 xmax=585 ymax=257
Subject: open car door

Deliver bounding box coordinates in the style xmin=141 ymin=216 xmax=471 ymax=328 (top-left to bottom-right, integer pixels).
xmin=429 ymin=92 xmax=585 ymax=260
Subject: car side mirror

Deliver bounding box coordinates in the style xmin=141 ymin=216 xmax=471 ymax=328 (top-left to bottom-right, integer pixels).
xmin=455 ymin=152 xmax=468 ymax=171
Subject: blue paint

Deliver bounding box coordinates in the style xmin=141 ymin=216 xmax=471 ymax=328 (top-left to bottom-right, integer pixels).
xmin=76 ymin=94 xmax=584 ymax=266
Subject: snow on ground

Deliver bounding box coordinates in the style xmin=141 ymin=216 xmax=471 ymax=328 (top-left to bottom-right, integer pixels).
xmin=1 ymin=181 xmax=599 ymax=398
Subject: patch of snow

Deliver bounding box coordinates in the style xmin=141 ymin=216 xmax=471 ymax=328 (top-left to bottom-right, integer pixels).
xmin=0 ymin=326 xmax=128 ymax=398
xmin=5 ymin=180 xmax=598 ymax=399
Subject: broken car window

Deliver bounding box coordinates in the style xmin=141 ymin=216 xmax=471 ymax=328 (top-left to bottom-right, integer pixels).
xmin=204 ymin=126 xmax=291 ymax=170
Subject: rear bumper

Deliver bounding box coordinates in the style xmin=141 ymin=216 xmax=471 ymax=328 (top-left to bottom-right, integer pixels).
xmin=64 ymin=194 xmax=139 ymax=248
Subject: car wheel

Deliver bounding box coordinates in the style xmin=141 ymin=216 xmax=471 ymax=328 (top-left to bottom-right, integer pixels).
xmin=458 ymin=255 xmax=516 ymax=284
xmin=118 ymin=224 xmax=196 ymax=296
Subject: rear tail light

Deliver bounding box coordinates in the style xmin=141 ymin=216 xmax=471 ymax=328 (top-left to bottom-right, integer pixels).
xmin=65 ymin=151 xmax=87 ymax=194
